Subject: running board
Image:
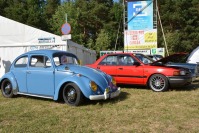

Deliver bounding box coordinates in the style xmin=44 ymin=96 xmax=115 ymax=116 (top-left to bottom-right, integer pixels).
xmin=17 ymin=92 xmax=54 ymax=99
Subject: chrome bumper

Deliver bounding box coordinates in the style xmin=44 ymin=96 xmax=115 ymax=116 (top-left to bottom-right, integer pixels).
xmin=89 ymin=87 xmax=121 ymax=100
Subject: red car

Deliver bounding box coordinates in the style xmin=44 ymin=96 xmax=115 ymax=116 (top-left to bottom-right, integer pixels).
xmin=87 ymin=53 xmax=192 ymax=92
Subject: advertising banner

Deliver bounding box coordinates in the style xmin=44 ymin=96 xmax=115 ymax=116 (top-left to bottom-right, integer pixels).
xmin=125 ymin=0 xmax=157 ymax=50
xmin=151 ymin=48 xmax=165 ymax=57
xmin=124 ymin=29 xmax=157 ymax=50
xmin=128 ymin=0 xmax=153 ymax=30
xmin=100 ymin=51 xmax=123 ymax=56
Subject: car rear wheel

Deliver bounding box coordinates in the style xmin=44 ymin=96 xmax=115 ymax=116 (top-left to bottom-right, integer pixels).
xmin=63 ymin=83 xmax=83 ymax=106
xmin=1 ymin=79 xmax=14 ymax=98
xmin=149 ymin=74 xmax=169 ymax=92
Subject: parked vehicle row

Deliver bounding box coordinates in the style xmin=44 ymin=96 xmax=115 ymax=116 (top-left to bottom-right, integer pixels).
xmin=0 ymin=50 xmax=198 ymax=106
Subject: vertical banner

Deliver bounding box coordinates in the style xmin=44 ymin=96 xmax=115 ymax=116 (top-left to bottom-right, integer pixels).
xmin=128 ymin=1 xmax=153 ymax=30
xmin=125 ymin=0 xmax=157 ymax=50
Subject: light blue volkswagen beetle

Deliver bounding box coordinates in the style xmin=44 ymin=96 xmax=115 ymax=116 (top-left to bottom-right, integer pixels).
xmin=0 ymin=50 xmax=120 ymax=106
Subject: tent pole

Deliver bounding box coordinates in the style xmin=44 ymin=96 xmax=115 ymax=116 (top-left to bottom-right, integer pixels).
xmin=156 ymin=0 xmax=169 ymax=56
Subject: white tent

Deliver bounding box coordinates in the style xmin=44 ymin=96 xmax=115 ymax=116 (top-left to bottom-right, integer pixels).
xmin=0 ymin=16 xmax=96 ymax=77
xmin=187 ymin=46 xmax=199 ymax=64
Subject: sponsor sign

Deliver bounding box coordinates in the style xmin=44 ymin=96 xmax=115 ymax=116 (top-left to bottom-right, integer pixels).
xmin=38 ymin=37 xmax=55 ymax=43
xmin=124 ymin=29 xmax=157 ymax=50
xmin=128 ymin=0 xmax=153 ymax=30
xmin=100 ymin=51 xmax=123 ymax=56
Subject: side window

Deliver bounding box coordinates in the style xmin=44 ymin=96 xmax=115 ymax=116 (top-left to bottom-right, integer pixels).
xmin=125 ymin=56 xmax=135 ymax=65
xmin=118 ymin=55 xmax=136 ymax=66
xmin=118 ymin=56 xmax=125 ymax=65
xmin=99 ymin=56 xmax=117 ymax=65
xmin=45 ymin=57 xmax=52 ymax=67
xmin=14 ymin=56 xmax=28 ymax=67
xmin=53 ymin=57 xmax=60 ymax=66
xmin=30 ymin=55 xmax=51 ymax=67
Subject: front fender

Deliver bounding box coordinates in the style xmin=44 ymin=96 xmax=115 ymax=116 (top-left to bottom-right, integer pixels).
xmin=0 ymin=72 xmax=18 ymax=95
xmin=53 ymin=75 xmax=92 ymax=100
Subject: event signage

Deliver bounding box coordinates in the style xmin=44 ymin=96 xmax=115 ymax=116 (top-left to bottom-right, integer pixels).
xmin=124 ymin=29 xmax=157 ymax=50
xmin=38 ymin=37 xmax=55 ymax=43
xmin=125 ymin=0 xmax=157 ymax=50
xmin=100 ymin=51 xmax=123 ymax=56
xmin=151 ymin=48 xmax=165 ymax=57
xmin=128 ymin=0 xmax=153 ymax=30
xmin=124 ymin=49 xmax=151 ymax=55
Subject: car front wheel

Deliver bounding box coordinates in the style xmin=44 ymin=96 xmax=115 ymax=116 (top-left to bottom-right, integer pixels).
xmin=63 ymin=83 xmax=83 ymax=106
xmin=1 ymin=79 xmax=14 ymax=98
xmin=149 ymin=74 xmax=169 ymax=92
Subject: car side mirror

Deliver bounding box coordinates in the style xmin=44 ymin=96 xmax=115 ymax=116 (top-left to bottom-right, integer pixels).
xmin=134 ymin=62 xmax=140 ymax=66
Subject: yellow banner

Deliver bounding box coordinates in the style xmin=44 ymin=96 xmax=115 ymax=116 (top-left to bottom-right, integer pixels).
xmin=145 ymin=32 xmax=157 ymax=42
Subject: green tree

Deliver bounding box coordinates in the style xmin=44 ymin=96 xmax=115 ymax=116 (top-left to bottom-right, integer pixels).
xmin=95 ymin=29 xmax=111 ymax=54
xmin=1 ymin=0 xmax=60 ymax=32
xmin=42 ymin=0 xmax=60 ymax=32
xmin=51 ymin=0 xmax=123 ymax=55
xmin=158 ymin=0 xmax=199 ymax=54
xmin=0 ymin=0 xmax=8 ymax=16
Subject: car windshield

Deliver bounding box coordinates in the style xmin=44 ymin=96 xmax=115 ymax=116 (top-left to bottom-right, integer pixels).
xmin=155 ymin=55 xmax=163 ymax=59
xmin=53 ymin=52 xmax=79 ymax=66
xmin=135 ymin=54 xmax=154 ymax=64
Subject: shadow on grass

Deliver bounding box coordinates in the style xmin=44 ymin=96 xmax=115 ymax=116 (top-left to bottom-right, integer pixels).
xmin=13 ymin=81 xmax=199 ymax=107
xmin=118 ymin=82 xmax=199 ymax=92
xmin=118 ymin=84 xmax=148 ymax=90
xmin=81 ymin=91 xmax=130 ymax=106
xmin=171 ymin=81 xmax=199 ymax=91
xmin=14 ymin=91 xmax=130 ymax=107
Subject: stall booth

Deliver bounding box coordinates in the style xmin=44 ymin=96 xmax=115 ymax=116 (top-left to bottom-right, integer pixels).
xmin=0 ymin=16 xmax=96 ymax=77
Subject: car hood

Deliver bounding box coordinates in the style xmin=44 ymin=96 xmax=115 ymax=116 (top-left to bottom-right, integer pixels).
xmin=151 ymin=53 xmax=188 ymax=65
xmin=56 ymin=65 xmax=111 ymax=90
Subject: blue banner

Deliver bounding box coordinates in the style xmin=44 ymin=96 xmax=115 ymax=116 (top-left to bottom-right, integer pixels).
xmin=128 ymin=1 xmax=153 ymax=30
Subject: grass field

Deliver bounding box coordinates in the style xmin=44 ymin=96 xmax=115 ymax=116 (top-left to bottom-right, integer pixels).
xmin=0 ymin=82 xmax=199 ymax=133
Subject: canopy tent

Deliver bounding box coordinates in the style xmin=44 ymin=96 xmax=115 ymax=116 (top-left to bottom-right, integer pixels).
xmin=0 ymin=16 xmax=66 ymax=47
xmin=0 ymin=16 xmax=96 ymax=77
xmin=187 ymin=46 xmax=199 ymax=64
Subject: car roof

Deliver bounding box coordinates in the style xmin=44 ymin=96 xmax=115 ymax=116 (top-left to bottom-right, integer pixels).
xmin=19 ymin=49 xmax=76 ymax=57
xmin=26 ymin=49 xmax=66 ymax=55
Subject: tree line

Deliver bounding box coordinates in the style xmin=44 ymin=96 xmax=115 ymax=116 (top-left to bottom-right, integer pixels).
xmin=0 ymin=0 xmax=198 ymax=55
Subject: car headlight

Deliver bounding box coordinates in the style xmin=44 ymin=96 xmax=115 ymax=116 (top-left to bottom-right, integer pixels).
xmin=180 ymin=70 xmax=186 ymax=75
xmin=90 ymin=81 xmax=97 ymax=92
xmin=112 ymin=77 xmax=117 ymax=86
xmin=173 ymin=70 xmax=186 ymax=76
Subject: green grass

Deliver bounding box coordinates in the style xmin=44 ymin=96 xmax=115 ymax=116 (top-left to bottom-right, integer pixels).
xmin=0 ymin=82 xmax=199 ymax=133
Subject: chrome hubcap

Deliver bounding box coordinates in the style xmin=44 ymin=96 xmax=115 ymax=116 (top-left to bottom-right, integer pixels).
xmin=151 ymin=76 xmax=165 ymax=90
xmin=155 ymin=80 xmax=161 ymax=86
xmin=67 ymin=88 xmax=76 ymax=101
xmin=4 ymin=83 xmax=11 ymax=94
